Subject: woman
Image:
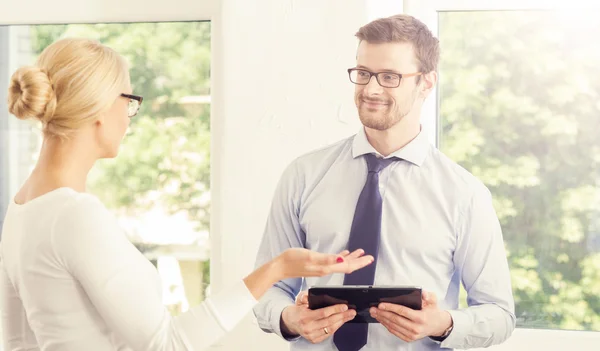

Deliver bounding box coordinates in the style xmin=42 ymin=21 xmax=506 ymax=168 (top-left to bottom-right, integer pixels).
xmin=0 ymin=38 xmax=373 ymax=351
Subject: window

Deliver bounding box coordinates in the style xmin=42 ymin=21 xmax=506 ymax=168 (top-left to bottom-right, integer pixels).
xmin=406 ymin=0 xmax=600 ymax=348
xmin=0 ymin=21 xmax=212 ymax=316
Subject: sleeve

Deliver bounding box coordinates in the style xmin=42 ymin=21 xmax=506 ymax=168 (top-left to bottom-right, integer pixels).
xmin=51 ymin=195 xmax=257 ymax=351
xmin=252 ymin=160 xmax=305 ymax=340
xmin=0 ymin=258 xmax=41 ymax=351
xmin=439 ymin=184 xmax=517 ymax=349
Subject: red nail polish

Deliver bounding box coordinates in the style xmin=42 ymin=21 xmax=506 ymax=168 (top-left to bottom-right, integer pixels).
xmin=336 ymin=257 xmax=344 ymax=263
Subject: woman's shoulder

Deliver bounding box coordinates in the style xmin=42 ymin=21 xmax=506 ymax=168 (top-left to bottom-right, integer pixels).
xmin=56 ymin=190 xmax=115 ymax=225
xmin=39 ymin=188 xmax=119 ymax=243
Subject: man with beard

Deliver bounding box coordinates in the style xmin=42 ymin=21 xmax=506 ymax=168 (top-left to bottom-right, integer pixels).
xmin=253 ymin=14 xmax=515 ymax=351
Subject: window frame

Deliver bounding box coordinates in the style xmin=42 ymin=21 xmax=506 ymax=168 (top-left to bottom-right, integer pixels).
xmin=403 ymin=0 xmax=600 ymax=348
xmin=0 ymin=0 xmax=225 ymax=289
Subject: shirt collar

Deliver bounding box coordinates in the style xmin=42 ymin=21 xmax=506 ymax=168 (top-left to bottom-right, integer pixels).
xmin=351 ymin=125 xmax=430 ymax=167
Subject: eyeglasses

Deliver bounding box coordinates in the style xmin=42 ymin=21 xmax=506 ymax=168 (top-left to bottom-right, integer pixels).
xmin=120 ymin=93 xmax=144 ymax=118
xmin=347 ymin=68 xmax=422 ymax=88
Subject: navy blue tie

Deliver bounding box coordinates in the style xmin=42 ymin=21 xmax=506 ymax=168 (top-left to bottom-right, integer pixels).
xmin=333 ymin=153 xmax=397 ymax=351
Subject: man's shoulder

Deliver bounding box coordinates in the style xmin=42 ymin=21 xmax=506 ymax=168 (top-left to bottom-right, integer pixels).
xmin=290 ymin=134 xmax=354 ymax=170
xmin=428 ymin=148 xmax=489 ymax=194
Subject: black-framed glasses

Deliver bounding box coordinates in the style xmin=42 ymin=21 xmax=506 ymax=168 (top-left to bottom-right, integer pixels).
xmin=120 ymin=93 xmax=144 ymax=118
xmin=347 ymin=68 xmax=422 ymax=88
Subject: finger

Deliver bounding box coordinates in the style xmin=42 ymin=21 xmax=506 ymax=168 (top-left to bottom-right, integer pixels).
xmin=328 ymin=309 xmax=357 ymax=332
xmin=310 ymin=310 xmax=357 ymax=343
xmin=378 ymin=303 xmax=422 ymax=323
xmin=379 ymin=319 xmax=414 ymax=343
xmin=344 ymin=255 xmax=375 ymax=274
xmin=374 ymin=309 xmax=423 ymax=341
xmin=422 ymin=291 xmax=437 ymax=306
xmin=310 ymin=252 xmax=342 ymax=267
xmin=346 ymin=249 xmax=365 ymax=259
xmin=314 ymin=308 xmax=356 ymax=330
xmin=337 ymin=250 xmax=351 ymax=257
xmin=306 ymin=254 xmax=374 ymax=276
xmin=310 ymin=303 xmax=348 ymax=320
xmin=296 ymin=291 xmax=308 ymax=305
xmin=303 ymin=309 xmax=352 ymax=343
xmin=374 ymin=309 xmax=413 ymax=331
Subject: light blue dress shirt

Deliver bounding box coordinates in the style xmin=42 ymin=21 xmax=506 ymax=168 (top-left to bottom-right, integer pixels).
xmin=253 ymin=127 xmax=516 ymax=350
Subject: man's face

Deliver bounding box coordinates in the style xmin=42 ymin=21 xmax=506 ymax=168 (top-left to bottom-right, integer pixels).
xmin=353 ymin=41 xmax=423 ymax=131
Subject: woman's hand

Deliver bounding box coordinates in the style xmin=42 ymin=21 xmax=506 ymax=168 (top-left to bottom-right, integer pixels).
xmin=243 ymin=249 xmax=373 ymax=301
xmin=274 ymin=248 xmax=374 ymax=280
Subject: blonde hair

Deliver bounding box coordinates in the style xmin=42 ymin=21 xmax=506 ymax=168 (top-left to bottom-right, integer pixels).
xmin=7 ymin=38 xmax=129 ymax=138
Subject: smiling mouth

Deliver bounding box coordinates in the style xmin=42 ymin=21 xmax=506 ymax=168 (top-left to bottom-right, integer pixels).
xmin=362 ymin=100 xmax=388 ymax=108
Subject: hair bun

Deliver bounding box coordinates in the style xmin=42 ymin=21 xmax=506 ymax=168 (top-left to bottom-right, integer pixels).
xmin=8 ymin=66 xmax=57 ymax=123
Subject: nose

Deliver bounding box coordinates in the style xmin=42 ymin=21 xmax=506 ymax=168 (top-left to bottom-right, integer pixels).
xmin=363 ymin=75 xmax=384 ymax=96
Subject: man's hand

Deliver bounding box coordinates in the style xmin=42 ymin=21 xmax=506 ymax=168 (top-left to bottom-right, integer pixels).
xmin=281 ymin=302 xmax=356 ymax=344
xmin=370 ymin=291 xmax=453 ymax=343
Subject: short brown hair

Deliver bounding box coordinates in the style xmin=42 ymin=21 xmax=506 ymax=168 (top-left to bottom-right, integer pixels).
xmin=355 ymin=14 xmax=439 ymax=74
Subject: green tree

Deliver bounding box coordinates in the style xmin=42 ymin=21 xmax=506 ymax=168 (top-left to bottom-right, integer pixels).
xmin=30 ymin=21 xmax=212 ymax=294
xmin=439 ymin=10 xmax=600 ymax=330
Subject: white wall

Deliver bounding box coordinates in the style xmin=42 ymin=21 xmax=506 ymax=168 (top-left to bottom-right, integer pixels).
xmin=210 ymin=1 xmax=401 ymax=349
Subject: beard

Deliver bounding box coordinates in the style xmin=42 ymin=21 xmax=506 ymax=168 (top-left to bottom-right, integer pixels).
xmin=356 ymin=88 xmax=419 ymax=131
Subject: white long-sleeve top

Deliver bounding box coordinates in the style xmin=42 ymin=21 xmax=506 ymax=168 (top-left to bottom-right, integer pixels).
xmin=0 ymin=187 xmax=256 ymax=351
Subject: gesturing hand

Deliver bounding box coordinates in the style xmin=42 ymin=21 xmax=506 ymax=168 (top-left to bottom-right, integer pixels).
xmin=277 ymin=248 xmax=374 ymax=280
xmin=370 ymin=291 xmax=453 ymax=343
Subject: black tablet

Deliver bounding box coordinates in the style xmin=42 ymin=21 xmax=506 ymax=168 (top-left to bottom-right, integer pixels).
xmin=307 ymin=285 xmax=422 ymax=323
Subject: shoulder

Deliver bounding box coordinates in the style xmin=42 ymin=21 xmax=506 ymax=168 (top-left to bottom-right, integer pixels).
xmin=52 ymin=191 xmax=121 ymax=242
xmin=285 ymin=135 xmax=354 ymax=176
xmin=427 ymin=148 xmax=491 ymax=199
xmin=57 ymin=191 xmax=113 ymax=222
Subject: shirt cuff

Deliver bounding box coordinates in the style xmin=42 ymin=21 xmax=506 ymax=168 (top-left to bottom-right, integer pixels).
xmin=269 ymin=298 xmax=300 ymax=341
xmin=204 ymin=279 xmax=258 ymax=332
xmin=439 ymin=309 xmax=471 ymax=349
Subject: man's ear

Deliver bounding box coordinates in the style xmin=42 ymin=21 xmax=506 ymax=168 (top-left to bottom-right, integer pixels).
xmin=420 ymin=71 xmax=438 ymax=99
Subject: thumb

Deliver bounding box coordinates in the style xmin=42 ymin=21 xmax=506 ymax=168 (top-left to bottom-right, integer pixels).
xmin=296 ymin=291 xmax=309 ymax=305
xmin=422 ymin=291 xmax=437 ymax=306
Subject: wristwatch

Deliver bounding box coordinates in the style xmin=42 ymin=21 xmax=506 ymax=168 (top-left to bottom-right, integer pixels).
xmin=430 ymin=324 xmax=453 ymax=342
xmin=440 ymin=324 xmax=454 ymax=338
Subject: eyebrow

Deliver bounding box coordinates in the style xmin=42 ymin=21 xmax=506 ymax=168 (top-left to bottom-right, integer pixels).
xmin=356 ymin=65 xmax=402 ymax=74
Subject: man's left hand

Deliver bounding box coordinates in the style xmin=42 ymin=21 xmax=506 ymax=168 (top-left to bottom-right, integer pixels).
xmin=370 ymin=291 xmax=453 ymax=343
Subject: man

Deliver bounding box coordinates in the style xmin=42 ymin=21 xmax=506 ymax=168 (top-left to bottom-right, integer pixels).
xmin=253 ymin=14 xmax=515 ymax=351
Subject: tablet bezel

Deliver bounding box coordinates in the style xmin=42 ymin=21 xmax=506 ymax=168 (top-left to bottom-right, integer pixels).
xmin=307 ymin=285 xmax=423 ymax=323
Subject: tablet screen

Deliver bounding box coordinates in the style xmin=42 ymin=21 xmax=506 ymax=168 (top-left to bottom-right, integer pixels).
xmin=308 ymin=286 xmax=422 ymax=323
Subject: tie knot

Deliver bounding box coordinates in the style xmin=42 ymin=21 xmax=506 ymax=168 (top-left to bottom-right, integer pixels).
xmin=364 ymin=153 xmax=397 ymax=173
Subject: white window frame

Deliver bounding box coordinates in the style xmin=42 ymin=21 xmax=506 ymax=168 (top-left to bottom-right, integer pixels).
xmin=0 ymin=0 xmax=228 ymax=290
xmin=403 ymin=0 xmax=600 ymax=349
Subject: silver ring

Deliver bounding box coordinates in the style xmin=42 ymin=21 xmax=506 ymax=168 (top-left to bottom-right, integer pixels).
xmin=324 ymin=327 xmax=329 ymax=335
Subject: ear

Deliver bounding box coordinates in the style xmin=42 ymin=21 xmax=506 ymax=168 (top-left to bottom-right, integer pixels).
xmin=95 ymin=113 xmax=106 ymax=127
xmin=420 ymin=71 xmax=438 ymax=99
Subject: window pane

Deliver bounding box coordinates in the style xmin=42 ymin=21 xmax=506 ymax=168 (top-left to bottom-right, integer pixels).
xmin=0 ymin=21 xmax=211 ymax=318
xmin=438 ymin=10 xmax=600 ymax=331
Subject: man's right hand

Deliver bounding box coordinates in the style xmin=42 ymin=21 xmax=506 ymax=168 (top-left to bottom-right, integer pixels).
xmin=280 ymin=300 xmax=356 ymax=344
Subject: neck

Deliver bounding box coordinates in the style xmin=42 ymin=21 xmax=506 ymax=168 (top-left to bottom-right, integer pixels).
xmin=364 ymin=114 xmax=422 ymax=157
xmin=30 ymin=134 xmax=98 ymax=193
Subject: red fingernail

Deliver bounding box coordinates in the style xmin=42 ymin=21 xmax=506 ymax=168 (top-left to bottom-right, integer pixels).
xmin=336 ymin=257 xmax=344 ymax=263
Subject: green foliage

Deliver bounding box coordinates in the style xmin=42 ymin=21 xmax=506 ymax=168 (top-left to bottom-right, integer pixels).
xmin=30 ymin=21 xmax=212 ymax=291
xmin=439 ymin=10 xmax=600 ymax=331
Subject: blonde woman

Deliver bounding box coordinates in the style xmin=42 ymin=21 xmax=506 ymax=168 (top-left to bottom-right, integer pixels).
xmin=0 ymin=38 xmax=373 ymax=351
